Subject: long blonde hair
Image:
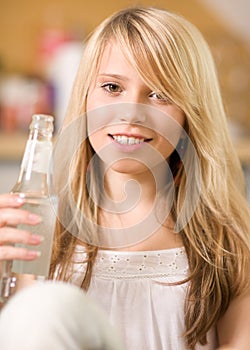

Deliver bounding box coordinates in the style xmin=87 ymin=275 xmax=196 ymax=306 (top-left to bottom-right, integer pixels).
xmin=50 ymin=7 xmax=250 ymax=349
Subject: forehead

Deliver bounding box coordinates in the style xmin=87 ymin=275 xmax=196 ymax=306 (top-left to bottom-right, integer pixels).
xmin=97 ymin=41 xmax=134 ymax=73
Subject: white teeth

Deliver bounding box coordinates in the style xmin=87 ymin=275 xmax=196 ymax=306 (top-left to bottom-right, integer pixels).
xmin=113 ymin=135 xmax=144 ymax=145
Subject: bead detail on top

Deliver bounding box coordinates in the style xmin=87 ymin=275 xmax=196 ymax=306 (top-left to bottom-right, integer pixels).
xmin=74 ymin=246 xmax=189 ymax=280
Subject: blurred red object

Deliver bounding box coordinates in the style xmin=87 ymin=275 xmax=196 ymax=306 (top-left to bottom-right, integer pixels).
xmin=0 ymin=75 xmax=54 ymax=132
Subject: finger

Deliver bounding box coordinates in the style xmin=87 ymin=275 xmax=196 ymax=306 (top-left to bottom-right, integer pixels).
xmin=0 ymin=245 xmax=41 ymax=261
xmin=0 ymin=194 xmax=24 ymax=208
xmin=0 ymin=227 xmax=43 ymax=246
xmin=0 ymin=208 xmax=41 ymax=228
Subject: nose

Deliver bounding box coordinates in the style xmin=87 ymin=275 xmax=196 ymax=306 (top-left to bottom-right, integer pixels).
xmin=118 ymin=102 xmax=147 ymax=124
xmin=87 ymin=103 xmax=149 ymax=135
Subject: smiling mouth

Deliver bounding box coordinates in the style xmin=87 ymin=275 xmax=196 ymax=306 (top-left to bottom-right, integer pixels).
xmin=108 ymin=134 xmax=153 ymax=145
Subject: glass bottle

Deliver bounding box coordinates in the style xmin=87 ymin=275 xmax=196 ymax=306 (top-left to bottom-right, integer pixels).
xmin=0 ymin=114 xmax=57 ymax=303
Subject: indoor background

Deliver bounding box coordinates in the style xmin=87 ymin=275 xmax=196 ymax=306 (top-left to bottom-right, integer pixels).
xmin=0 ymin=0 xmax=249 ymax=199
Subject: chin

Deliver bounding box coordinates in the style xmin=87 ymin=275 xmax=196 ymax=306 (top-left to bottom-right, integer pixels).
xmin=110 ymin=160 xmax=149 ymax=175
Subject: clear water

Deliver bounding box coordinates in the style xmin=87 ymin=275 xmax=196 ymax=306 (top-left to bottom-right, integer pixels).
xmin=12 ymin=196 xmax=57 ymax=277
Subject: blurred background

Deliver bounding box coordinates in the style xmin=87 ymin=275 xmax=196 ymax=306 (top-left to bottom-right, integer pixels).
xmin=0 ymin=0 xmax=249 ymax=199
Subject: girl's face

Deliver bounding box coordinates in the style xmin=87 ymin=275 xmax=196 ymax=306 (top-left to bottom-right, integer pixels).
xmin=86 ymin=41 xmax=185 ymax=175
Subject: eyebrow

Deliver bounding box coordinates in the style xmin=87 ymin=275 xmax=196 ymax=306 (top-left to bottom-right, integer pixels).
xmin=98 ymin=73 xmax=129 ymax=81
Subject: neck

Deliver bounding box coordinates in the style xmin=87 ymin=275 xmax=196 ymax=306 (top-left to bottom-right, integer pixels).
xmin=103 ymin=163 xmax=168 ymax=205
xmin=96 ymin=161 xmax=181 ymax=251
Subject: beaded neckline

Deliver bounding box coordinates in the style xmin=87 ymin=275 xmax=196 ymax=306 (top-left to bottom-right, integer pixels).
xmin=74 ymin=246 xmax=189 ymax=280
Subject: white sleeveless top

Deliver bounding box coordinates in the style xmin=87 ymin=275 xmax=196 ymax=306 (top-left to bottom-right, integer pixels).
xmin=70 ymin=246 xmax=217 ymax=350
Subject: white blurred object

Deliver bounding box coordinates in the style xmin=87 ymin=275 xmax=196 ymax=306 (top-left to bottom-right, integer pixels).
xmin=200 ymin=0 xmax=250 ymax=44
xmin=46 ymin=41 xmax=83 ymax=131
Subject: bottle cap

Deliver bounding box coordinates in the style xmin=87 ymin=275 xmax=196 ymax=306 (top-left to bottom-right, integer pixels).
xmin=30 ymin=114 xmax=54 ymax=135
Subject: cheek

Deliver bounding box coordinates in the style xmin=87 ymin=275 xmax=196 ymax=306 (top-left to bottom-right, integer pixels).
xmin=156 ymin=137 xmax=176 ymax=159
xmin=87 ymin=85 xmax=111 ymax=112
xmin=154 ymin=109 xmax=185 ymax=159
xmin=155 ymin=107 xmax=186 ymax=145
xmin=86 ymin=89 xmax=97 ymax=112
xmin=88 ymin=130 xmax=106 ymax=153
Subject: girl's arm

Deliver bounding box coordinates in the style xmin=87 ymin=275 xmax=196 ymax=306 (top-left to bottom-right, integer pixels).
xmin=217 ymin=292 xmax=250 ymax=349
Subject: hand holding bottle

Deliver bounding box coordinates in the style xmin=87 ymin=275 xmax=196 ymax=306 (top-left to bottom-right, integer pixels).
xmin=0 ymin=193 xmax=43 ymax=262
xmin=0 ymin=193 xmax=44 ymax=303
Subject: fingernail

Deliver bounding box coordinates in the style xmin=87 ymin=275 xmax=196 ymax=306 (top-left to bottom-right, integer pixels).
xmin=27 ymin=250 xmax=41 ymax=258
xmin=30 ymin=234 xmax=44 ymax=244
xmin=10 ymin=195 xmax=24 ymax=204
xmin=28 ymin=214 xmax=42 ymax=223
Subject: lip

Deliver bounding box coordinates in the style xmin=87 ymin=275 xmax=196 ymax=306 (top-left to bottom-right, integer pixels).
xmin=108 ymin=133 xmax=152 ymax=141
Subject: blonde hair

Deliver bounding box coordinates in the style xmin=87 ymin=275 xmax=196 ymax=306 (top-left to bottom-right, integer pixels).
xmin=50 ymin=7 xmax=250 ymax=349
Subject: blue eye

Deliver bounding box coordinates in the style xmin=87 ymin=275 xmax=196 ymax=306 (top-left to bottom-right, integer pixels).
xmin=101 ymin=83 xmax=122 ymax=94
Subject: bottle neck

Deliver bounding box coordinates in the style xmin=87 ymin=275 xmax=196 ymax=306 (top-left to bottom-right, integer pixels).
xmin=12 ymin=129 xmax=53 ymax=197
